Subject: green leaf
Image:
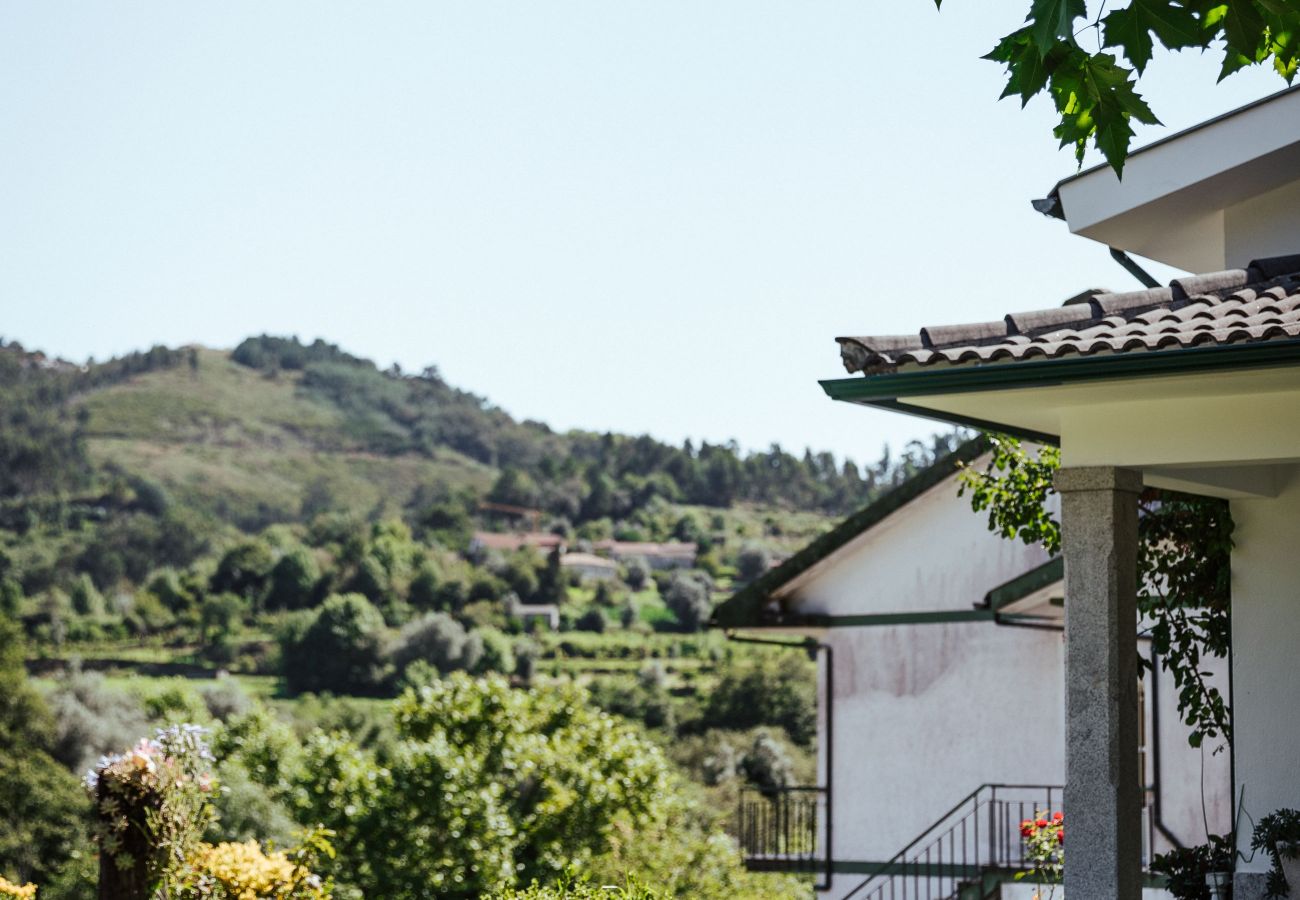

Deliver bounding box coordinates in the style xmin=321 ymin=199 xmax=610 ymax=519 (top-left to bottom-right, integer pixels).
xmin=1102 ymin=0 xmax=1205 ymax=73
xmin=986 ymin=28 xmax=1053 ymax=105
xmin=1027 ymin=0 xmax=1087 ymax=55
xmin=1219 ymin=0 xmax=1269 ymax=59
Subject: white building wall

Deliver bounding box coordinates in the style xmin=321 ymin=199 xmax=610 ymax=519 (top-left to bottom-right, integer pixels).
xmin=788 ymin=470 xmax=1053 ymax=617
xmin=1230 ymin=472 xmax=1300 ymax=877
xmin=819 ymin=621 xmax=1065 ymax=897
xmin=793 ymin=465 xmax=1231 ymax=899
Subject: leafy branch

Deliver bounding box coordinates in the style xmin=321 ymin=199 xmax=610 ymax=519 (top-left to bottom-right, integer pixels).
xmin=936 ymin=0 xmax=1300 ymax=175
xmin=959 ymin=436 xmax=1233 ymax=748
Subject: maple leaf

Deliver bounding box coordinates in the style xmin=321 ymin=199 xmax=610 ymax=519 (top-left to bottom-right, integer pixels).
xmin=1103 ymin=0 xmax=1204 ymax=73
xmin=1026 ymin=0 xmax=1088 ymax=56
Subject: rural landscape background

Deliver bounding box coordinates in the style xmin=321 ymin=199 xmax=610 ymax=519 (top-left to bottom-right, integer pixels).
xmin=1 ymin=333 xmax=961 ymax=897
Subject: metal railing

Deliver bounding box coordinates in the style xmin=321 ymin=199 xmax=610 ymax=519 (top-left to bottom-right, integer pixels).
xmin=843 ymin=784 xmax=1157 ymax=900
xmin=737 ymin=785 xmax=828 ymax=878
xmin=843 ymin=784 xmax=1062 ymax=900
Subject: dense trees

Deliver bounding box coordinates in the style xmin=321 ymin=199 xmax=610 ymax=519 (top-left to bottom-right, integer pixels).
xmin=230 ymin=334 xmax=963 ymax=521
xmin=0 ymin=619 xmax=92 ymax=892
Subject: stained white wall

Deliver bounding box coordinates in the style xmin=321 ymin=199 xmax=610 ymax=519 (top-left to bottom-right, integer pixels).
xmin=1230 ymin=470 xmax=1300 ymax=876
xmin=785 ymin=466 xmax=1053 ymax=617
xmin=794 ymin=465 xmax=1231 ymax=899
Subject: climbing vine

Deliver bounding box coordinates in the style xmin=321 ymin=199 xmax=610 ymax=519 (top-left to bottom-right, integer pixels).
xmin=959 ymin=435 xmax=1233 ymax=749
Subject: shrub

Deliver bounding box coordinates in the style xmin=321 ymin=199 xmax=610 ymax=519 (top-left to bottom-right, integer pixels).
xmin=662 ymin=573 xmax=712 ymax=633
xmin=475 ymin=628 xmax=516 ymax=675
xmin=388 ymin=612 xmax=483 ymax=677
xmin=704 ymin=653 xmax=816 ymax=745
xmin=735 ymin=544 xmax=771 ymax=583
xmin=737 ymin=730 xmax=794 ymax=793
xmin=575 ymin=609 xmax=607 ymax=634
xmin=46 ymin=669 xmax=151 ymax=774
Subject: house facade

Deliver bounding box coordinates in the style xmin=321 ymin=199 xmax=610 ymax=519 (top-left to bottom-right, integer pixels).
xmin=712 ymin=439 xmax=1230 ymax=898
xmin=818 ymin=86 xmax=1300 ymax=898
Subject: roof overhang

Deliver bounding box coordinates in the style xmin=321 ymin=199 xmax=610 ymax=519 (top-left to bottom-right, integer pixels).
xmin=824 ymin=340 xmax=1300 ymax=499
xmin=1044 ymin=85 xmax=1300 ymax=272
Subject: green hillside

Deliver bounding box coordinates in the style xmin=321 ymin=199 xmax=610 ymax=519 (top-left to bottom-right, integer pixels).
xmin=76 ymin=349 xmax=495 ymax=529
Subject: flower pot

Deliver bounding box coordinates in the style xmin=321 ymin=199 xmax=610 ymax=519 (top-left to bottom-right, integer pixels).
xmin=1279 ymin=842 xmax=1300 ymax=896
xmin=1205 ymin=870 xmax=1231 ymax=900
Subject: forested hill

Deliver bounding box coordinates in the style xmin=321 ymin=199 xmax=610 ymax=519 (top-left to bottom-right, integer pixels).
xmin=1 ymin=334 xmax=961 ymax=535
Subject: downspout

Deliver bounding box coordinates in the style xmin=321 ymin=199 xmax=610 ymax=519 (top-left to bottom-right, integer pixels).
xmin=725 ymin=631 xmax=833 ymax=892
xmin=1109 ymin=247 xmax=1161 ymax=289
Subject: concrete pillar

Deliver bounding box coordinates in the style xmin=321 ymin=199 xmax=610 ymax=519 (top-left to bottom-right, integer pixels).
xmin=1055 ymin=466 xmax=1143 ymax=900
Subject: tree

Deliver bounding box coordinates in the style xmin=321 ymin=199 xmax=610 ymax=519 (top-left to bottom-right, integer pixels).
xmin=0 ymin=619 xmax=92 ymax=888
xmin=265 ymin=548 xmax=320 ymax=611
xmin=705 ymin=653 xmax=817 ymax=746
xmin=958 ymin=434 xmax=1233 ymax=748
xmin=210 ymin=541 xmax=274 ymax=602
xmin=299 ymin=675 xmax=673 ymax=899
xmin=663 ymin=573 xmax=712 ymax=633
xmin=280 ymin=593 xmax=388 ymax=695
xmin=735 ymin=544 xmax=771 ymax=583
xmin=944 ymin=0 xmax=1300 ymax=173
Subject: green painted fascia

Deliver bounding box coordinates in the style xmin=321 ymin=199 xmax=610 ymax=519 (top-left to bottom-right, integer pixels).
xmin=796 ymin=609 xmax=994 ymax=628
xmin=826 ymin=859 xmax=985 ymax=877
xmin=822 ymin=337 xmax=1300 ymax=406
xmin=982 ymin=557 xmax=1063 ymax=612
xmin=708 ymin=437 xmax=991 ymax=630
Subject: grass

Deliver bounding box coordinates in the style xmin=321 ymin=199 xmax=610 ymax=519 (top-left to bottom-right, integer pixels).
xmin=77 ymin=350 xmax=494 ymax=526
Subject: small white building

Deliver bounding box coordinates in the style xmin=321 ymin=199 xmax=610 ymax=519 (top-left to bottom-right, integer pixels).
xmin=559 ymin=551 xmax=621 ymax=581
xmin=711 ymin=437 xmax=1230 ymax=899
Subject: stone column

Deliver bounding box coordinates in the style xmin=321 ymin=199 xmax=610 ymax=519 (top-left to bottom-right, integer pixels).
xmin=1055 ymin=466 xmax=1143 ymax=900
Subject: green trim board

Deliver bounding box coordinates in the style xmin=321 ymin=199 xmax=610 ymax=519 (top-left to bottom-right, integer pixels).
xmin=780 ymin=609 xmax=995 ymax=629
xmin=981 ymin=557 xmax=1063 ymax=612
xmin=821 ymin=336 xmax=1300 ymax=406
xmin=709 ymin=437 xmax=991 ymax=630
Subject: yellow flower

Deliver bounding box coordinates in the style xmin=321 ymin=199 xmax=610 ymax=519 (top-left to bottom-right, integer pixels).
xmin=190 ymin=840 xmax=327 ymax=899
xmin=0 ymin=876 xmax=37 ymax=899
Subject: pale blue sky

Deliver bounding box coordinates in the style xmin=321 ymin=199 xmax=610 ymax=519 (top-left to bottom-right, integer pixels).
xmin=0 ymin=3 xmax=1286 ymax=466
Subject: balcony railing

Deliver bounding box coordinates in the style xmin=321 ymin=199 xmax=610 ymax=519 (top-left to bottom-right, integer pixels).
xmin=737 ymin=785 xmax=828 ymax=879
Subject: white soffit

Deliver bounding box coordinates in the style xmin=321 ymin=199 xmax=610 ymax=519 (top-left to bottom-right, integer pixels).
xmin=1053 ymin=86 xmax=1300 ymax=272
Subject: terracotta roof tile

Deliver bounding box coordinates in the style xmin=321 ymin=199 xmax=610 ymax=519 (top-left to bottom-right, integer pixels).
xmin=838 ymin=255 xmax=1300 ymax=374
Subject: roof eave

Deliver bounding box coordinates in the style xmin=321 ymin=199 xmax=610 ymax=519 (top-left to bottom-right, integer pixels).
xmin=822 ymin=338 xmax=1300 ymax=444
xmin=708 ymin=436 xmax=990 ymax=630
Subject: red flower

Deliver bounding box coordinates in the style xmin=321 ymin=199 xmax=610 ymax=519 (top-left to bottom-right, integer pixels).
xmin=1036 ymin=818 xmax=1048 ymax=828
xmin=1057 ymin=830 xmax=1064 ymax=844
xmin=1052 ymin=811 xmax=1064 ymax=822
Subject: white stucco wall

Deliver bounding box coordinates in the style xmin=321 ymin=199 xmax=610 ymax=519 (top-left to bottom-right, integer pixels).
xmin=1230 ymin=470 xmax=1300 ymax=875
xmin=792 ymin=464 xmax=1231 ymax=899
xmin=820 ymin=622 xmax=1065 ymax=885
xmin=788 ymin=467 xmax=1054 ymax=617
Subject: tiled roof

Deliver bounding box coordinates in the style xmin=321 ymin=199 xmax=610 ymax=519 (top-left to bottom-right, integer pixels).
xmin=838 ymin=254 xmax=1300 ymax=375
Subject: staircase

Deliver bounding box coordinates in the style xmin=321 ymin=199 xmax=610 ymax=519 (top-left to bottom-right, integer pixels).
xmin=841 ymin=784 xmax=1157 ymax=899
xmin=842 ymin=784 xmax=1063 ymax=900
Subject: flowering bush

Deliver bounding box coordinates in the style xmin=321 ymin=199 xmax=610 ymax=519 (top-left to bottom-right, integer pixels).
xmin=0 ymin=877 xmax=36 ymax=899
xmin=87 ymin=724 xmax=332 ymax=900
xmin=179 ymin=828 xmax=334 ymax=900
xmin=88 ymin=724 xmax=216 ymax=897
xmin=1016 ymin=811 xmax=1064 ymax=900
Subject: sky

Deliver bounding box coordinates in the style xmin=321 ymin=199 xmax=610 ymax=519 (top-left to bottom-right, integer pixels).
xmin=0 ymin=3 xmax=1288 ymax=468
